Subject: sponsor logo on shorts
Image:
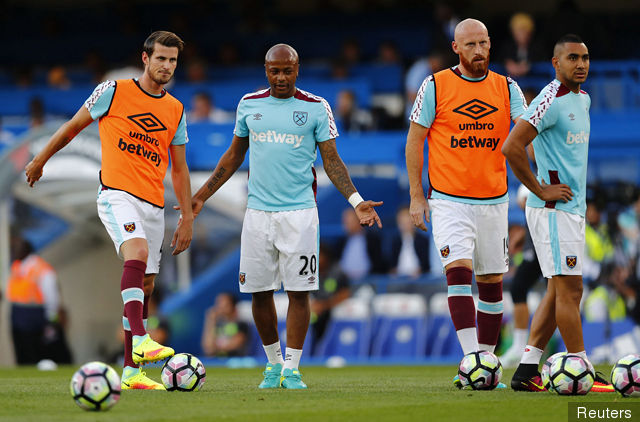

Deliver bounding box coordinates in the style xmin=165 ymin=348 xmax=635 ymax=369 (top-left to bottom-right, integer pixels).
xmin=440 ymin=245 xmax=450 ymax=258
xmin=307 ymin=276 xmax=316 ymax=283
xmin=566 ymin=255 xmax=577 ymax=269
xmin=239 ymin=272 xmax=246 ymax=285
xmin=293 ymin=111 xmax=308 ymax=126
xmin=123 ymin=222 xmax=136 ymax=233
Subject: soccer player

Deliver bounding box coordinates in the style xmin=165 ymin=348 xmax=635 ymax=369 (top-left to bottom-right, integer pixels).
xmin=25 ymin=31 xmax=193 ymax=390
xmin=185 ymin=44 xmax=382 ymax=389
xmin=502 ymin=34 xmax=613 ymax=392
xmin=406 ymin=18 xmax=527 ymax=388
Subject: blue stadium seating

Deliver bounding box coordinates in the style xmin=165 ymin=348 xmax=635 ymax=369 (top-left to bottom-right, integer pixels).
xmin=371 ymin=317 xmax=428 ymax=358
xmin=314 ymin=319 xmax=372 ymax=359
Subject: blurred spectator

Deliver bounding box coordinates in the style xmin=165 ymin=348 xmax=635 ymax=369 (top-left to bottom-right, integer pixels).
xmin=405 ymin=51 xmax=446 ymax=117
xmin=338 ymin=38 xmax=363 ymax=67
xmin=217 ymin=42 xmax=241 ymax=67
xmin=330 ymin=59 xmax=350 ymax=80
xmin=14 ymin=67 xmax=33 ymax=88
xmin=582 ymin=198 xmax=615 ymax=285
xmin=84 ymin=51 xmax=107 ymax=83
xmin=47 ymin=65 xmax=71 ymax=89
xmin=186 ymin=58 xmax=208 ymax=83
xmin=499 ymin=12 xmax=545 ymax=78
xmin=29 ymin=97 xmax=45 ymax=129
xmin=7 ymin=233 xmax=71 ymax=364
xmin=311 ymin=244 xmax=350 ymax=347
xmin=618 ymin=188 xmax=640 ymax=261
xmin=377 ymin=41 xmax=402 ymax=65
xmin=201 ymin=292 xmax=249 ymax=357
xmin=431 ymin=2 xmax=460 ymax=51
xmin=389 ymin=205 xmax=430 ymax=277
xmin=337 ymin=208 xmax=387 ymax=280
xmin=188 ymin=92 xmax=235 ymax=124
xmin=334 ymin=90 xmax=374 ymax=134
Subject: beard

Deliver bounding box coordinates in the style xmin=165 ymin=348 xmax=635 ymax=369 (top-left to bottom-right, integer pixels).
xmin=148 ymin=68 xmax=173 ymax=86
xmin=460 ymin=53 xmax=489 ymax=77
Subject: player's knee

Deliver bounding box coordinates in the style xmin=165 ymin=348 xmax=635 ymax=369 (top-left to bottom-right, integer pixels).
xmin=287 ymin=291 xmax=309 ymax=305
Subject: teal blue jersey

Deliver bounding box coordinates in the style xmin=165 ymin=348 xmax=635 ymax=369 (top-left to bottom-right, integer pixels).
xmin=524 ymin=79 xmax=591 ymax=216
xmin=409 ymin=66 xmax=527 ymax=205
xmin=234 ymin=88 xmax=338 ymax=211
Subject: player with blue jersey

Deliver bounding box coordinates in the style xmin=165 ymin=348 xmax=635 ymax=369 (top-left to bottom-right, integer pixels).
xmin=186 ymin=44 xmax=382 ymax=389
xmin=503 ymin=34 xmax=613 ymax=392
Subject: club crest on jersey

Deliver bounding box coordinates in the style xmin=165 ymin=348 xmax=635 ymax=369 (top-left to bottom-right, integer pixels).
xmin=440 ymin=245 xmax=450 ymax=258
xmin=123 ymin=222 xmax=136 ymax=233
xmin=566 ymin=255 xmax=577 ymax=269
xmin=293 ymin=111 xmax=308 ymax=126
xmin=239 ymin=272 xmax=246 ymax=285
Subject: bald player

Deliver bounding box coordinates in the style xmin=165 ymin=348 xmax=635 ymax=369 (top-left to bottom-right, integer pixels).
xmin=503 ymin=34 xmax=614 ymax=392
xmin=186 ymin=44 xmax=382 ymax=389
xmin=406 ymin=19 xmax=527 ymax=388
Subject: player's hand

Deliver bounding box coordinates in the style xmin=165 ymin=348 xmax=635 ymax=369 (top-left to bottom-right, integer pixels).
xmin=173 ymin=197 xmax=205 ymax=218
xmin=170 ymin=215 xmax=193 ymax=255
xmin=409 ymin=195 xmax=429 ymax=231
xmin=355 ymin=200 xmax=383 ymax=228
xmin=25 ymin=158 xmax=44 ymax=187
xmin=538 ymin=180 xmax=573 ymax=203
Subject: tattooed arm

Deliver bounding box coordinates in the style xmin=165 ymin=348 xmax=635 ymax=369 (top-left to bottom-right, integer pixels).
xmin=187 ymin=135 xmax=249 ymax=217
xmin=318 ymin=139 xmax=383 ymax=228
xmin=25 ymin=106 xmax=94 ymax=186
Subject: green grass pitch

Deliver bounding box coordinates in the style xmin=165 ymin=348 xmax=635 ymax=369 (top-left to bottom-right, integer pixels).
xmin=0 ymin=365 xmax=634 ymax=422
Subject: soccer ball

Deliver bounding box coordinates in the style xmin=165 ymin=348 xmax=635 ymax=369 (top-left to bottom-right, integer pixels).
xmin=69 ymin=362 xmax=121 ymax=411
xmin=548 ymin=354 xmax=594 ymax=395
xmin=458 ymin=351 xmax=503 ymax=390
xmin=541 ymin=352 xmax=567 ymax=391
xmin=161 ymin=353 xmax=206 ymax=391
xmin=611 ymin=354 xmax=640 ymax=397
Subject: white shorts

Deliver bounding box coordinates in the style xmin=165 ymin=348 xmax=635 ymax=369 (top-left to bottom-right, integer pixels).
xmin=96 ymin=187 xmax=164 ymax=274
xmin=429 ymin=199 xmax=509 ymax=275
xmin=239 ymin=207 xmax=319 ymax=293
xmin=526 ymin=206 xmax=584 ymax=278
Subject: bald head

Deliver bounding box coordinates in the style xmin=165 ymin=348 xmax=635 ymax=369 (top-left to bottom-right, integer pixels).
xmin=452 ymin=18 xmax=491 ymax=78
xmin=265 ymin=44 xmax=299 ymax=64
xmin=454 ymin=18 xmax=489 ymax=43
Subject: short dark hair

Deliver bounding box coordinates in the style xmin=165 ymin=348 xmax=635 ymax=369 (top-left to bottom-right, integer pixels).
xmin=143 ymin=31 xmax=185 ymax=57
xmin=554 ymin=34 xmax=584 ymax=55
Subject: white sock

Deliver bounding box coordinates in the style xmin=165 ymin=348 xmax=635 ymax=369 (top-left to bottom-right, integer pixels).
xmin=512 ymin=329 xmax=528 ymax=352
xmin=520 ymin=345 xmax=544 ymax=365
xmin=263 ymin=341 xmax=284 ymax=365
xmin=283 ymin=347 xmax=303 ymax=370
xmin=479 ymin=343 xmax=495 ymax=353
xmin=456 ymin=327 xmax=479 ymax=355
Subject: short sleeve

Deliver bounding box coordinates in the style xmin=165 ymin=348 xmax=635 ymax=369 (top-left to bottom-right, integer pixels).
xmin=233 ymin=100 xmax=249 ymax=138
xmin=508 ymin=77 xmax=528 ymax=121
xmin=84 ymin=80 xmax=116 ymax=120
xmin=409 ymin=75 xmax=436 ymax=128
xmin=171 ymin=111 xmax=188 ymax=145
xmin=523 ymin=88 xmax=558 ymax=134
xmin=315 ymin=98 xmax=339 ymax=142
